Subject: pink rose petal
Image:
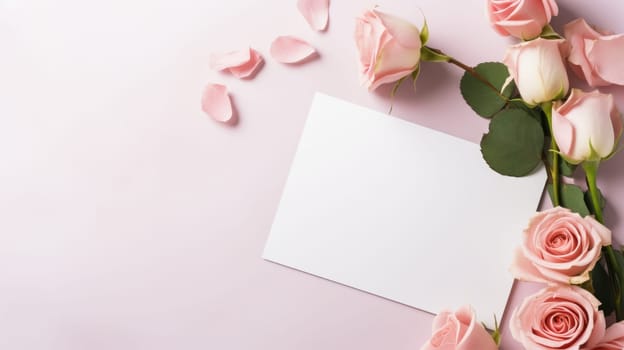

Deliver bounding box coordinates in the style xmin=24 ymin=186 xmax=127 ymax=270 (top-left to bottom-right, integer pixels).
xmin=201 ymin=83 xmax=233 ymax=122
xmin=209 ymin=50 xmax=250 ymax=71
xmin=209 ymin=48 xmax=264 ymax=79
xmin=228 ymin=48 xmax=264 ymax=79
xmin=270 ymin=36 xmax=317 ymax=64
xmin=297 ymin=0 xmax=329 ymax=31
xmin=589 ymin=35 xmax=624 ymax=85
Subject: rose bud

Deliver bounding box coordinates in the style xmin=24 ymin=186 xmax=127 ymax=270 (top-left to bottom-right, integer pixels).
xmin=354 ymin=8 xmax=422 ymax=91
xmin=552 ymin=89 xmax=623 ymax=164
xmin=419 ymin=305 xmax=498 ymax=350
xmin=503 ymin=38 xmax=569 ymax=106
xmin=487 ymin=0 xmax=559 ymax=40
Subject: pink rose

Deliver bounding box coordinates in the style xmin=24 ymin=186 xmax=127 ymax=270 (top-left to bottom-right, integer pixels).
xmin=511 ymin=285 xmax=605 ymax=350
xmin=564 ymin=18 xmax=624 ymax=87
xmin=586 ymin=322 xmax=624 ymax=350
xmin=510 ymin=207 xmax=611 ymax=285
xmin=419 ymin=305 xmax=498 ymax=350
xmin=354 ymin=8 xmax=422 ymax=91
xmin=487 ymin=0 xmax=558 ymax=40
xmin=503 ymin=38 xmax=568 ymax=106
xmin=552 ymin=89 xmax=623 ymax=164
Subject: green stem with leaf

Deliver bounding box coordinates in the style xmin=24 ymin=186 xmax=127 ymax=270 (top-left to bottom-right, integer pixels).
xmin=542 ymin=101 xmax=560 ymax=207
xmin=604 ymin=245 xmax=623 ymax=321
xmin=584 ymin=161 xmax=603 ymax=222
xmin=584 ymin=160 xmax=624 ymax=320
xmin=421 ymin=46 xmax=508 ymax=101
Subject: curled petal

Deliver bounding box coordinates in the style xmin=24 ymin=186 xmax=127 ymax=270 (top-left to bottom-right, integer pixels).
xmin=209 ymin=50 xmax=250 ymax=71
xmin=228 ymin=48 xmax=264 ymax=79
xmin=201 ymin=83 xmax=233 ymax=122
xmin=210 ymin=48 xmax=264 ymax=79
xmin=270 ymin=36 xmax=317 ymax=63
xmin=589 ymin=35 xmax=624 ymax=85
xmin=297 ymin=0 xmax=329 ymax=31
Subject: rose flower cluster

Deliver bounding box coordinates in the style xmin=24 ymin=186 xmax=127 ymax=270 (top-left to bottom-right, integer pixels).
xmin=354 ymin=0 xmax=624 ymax=349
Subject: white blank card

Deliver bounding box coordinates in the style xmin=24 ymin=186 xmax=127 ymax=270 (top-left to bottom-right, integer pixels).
xmin=263 ymin=93 xmax=545 ymax=326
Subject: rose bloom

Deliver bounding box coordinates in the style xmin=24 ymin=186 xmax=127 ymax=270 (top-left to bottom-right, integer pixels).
xmin=587 ymin=322 xmax=624 ymax=350
xmin=487 ymin=0 xmax=558 ymax=40
xmin=565 ymin=18 xmax=624 ymax=87
xmin=354 ymin=8 xmax=421 ymax=91
xmin=419 ymin=305 xmax=497 ymax=350
xmin=503 ymin=38 xmax=568 ymax=106
xmin=511 ymin=285 xmax=605 ymax=350
xmin=510 ymin=207 xmax=611 ymax=285
xmin=552 ymin=89 xmax=623 ymax=164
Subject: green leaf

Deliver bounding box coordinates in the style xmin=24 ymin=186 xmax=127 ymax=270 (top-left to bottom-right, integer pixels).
xmin=419 ymin=19 xmax=429 ymax=45
xmin=559 ymin=158 xmax=577 ymax=177
xmin=507 ymin=99 xmax=544 ymax=125
xmin=420 ymin=46 xmax=450 ymax=62
xmin=547 ymin=183 xmax=590 ymax=216
xmin=539 ymin=24 xmax=563 ymax=39
xmin=480 ymin=109 xmax=545 ymax=177
xmin=610 ymin=249 xmax=624 ymax=320
xmin=592 ymin=261 xmax=615 ymax=316
xmin=585 ymin=187 xmax=606 ymax=215
xmin=490 ymin=315 xmax=501 ymax=346
xmin=460 ymin=62 xmax=515 ymax=118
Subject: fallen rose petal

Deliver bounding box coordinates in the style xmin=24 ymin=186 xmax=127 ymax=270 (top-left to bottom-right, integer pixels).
xmin=297 ymin=0 xmax=329 ymax=31
xmin=228 ymin=48 xmax=264 ymax=78
xmin=270 ymin=36 xmax=317 ymax=63
xmin=209 ymin=49 xmax=250 ymax=71
xmin=588 ymin=35 xmax=624 ymax=85
xmin=201 ymin=83 xmax=233 ymax=122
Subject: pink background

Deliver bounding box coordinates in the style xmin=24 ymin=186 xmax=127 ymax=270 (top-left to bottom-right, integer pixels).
xmin=1 ymin=0 xmax=624 ymax=349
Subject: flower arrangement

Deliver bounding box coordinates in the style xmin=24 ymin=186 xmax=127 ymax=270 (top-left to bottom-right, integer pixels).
xmin=354 ymin=1 xmax=624 ymax=349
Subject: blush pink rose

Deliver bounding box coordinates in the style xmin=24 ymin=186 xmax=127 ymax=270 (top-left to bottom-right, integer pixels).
xmin=510 ymin=207 xmax=611 ymax=285
xmin=511 ymin=285 xmax=605 ymax=350
xmin=552 ymin=89 xmax=623 ymax=164
xmin=487 ymin=0 xmax=558 ymax=40
xmin=354 ymin=8 xmax=422 ymax=91
xmin=419 ymin=305 xmax=498 ymax=350
xmin=564 ymin=18 xmax=624 ymax=87
xmin=586 ymin=322 xmax=624 ymax=350
xmin=503 ymin=38 xmax=569 ymax=106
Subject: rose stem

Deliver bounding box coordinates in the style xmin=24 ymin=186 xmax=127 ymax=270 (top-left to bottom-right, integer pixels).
xmin=424 ymin=46 xmax=508 ymax=101
xmin=585 ymin=160 xmax=624 ymax=320
xmin=447 ymin=60 xmax=507 ymax=100
xmin=583 ymin=161 xmax=603 ymax=222
xmin=542 ymin=101 xmax=560 ymax=207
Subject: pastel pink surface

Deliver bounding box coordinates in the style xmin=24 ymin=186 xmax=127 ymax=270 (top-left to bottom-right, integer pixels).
xmin=2 ymin=1 xmax=624 ymax=350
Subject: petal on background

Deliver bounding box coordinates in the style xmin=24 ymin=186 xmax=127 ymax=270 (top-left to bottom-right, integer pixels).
xmin=228 ymin=48 xmax=264 ymax=79
xmin=270 ymin=36 xmax=317 ymax=63
xmin=297 ymin=0 xmax=329 ymax=31
xmin=209 ymin=49 xmax=251 ymax=71
xmin=201 ymin=84 xmax=233 ymax=122
xmin=589 ymin=35 xmax=624 ymax=85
